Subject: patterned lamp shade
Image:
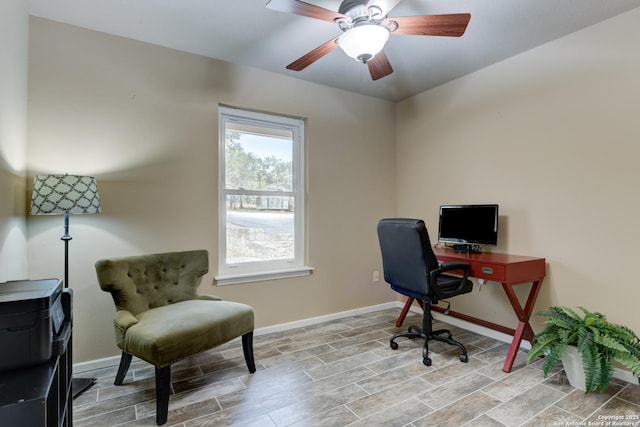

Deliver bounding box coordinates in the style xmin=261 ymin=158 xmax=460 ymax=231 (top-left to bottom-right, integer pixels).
xmin=30 ymin=174 xmax=101 ymax=215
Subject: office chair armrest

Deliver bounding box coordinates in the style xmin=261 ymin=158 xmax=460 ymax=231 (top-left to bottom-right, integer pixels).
xmin=437 ymin=261 xmax=471 ymax=276
xmin=430 ymin=262 xmax=471 ymax=299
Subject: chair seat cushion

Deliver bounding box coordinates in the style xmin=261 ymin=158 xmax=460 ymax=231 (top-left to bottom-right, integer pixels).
xmin=123 ymin=299 xmax=254 ymax=368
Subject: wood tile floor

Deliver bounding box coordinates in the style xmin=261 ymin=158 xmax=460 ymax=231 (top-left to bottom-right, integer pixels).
xmin=73 ymin=308 xmax=640 ymax=426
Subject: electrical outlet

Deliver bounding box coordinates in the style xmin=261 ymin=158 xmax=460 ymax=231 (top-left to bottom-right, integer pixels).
xmin=372 ymin=270 xmax=379 ymax=282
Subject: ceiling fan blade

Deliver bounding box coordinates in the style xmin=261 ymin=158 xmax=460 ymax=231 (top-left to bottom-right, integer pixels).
xmin=286 ymin=36 xmax=340 ymax=71
xmin=266 ymin=0 xmax=342 ymax=23
xmin=389 ymin=13 xmax=471 ymax=37
xmin=367 ymin=0 xmax=403 ymax=16
xmin=367 ymin=51 xmax=393 ymax=80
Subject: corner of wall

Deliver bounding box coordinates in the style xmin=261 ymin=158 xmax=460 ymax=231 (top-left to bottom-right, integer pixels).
xmin=0 ymin=0 xmax=29 ymax=281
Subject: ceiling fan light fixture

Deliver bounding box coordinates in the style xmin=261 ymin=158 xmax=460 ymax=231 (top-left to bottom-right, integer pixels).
xmin=337 ymin=24 xmax=390 ymax=63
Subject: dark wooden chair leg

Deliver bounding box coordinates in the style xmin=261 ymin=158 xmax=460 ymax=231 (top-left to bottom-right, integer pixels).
xmin=114 ymin=352 xmax=133 ymax=385
xmin=242 ymin=331 xmax=256 ymax=373
xmin=155 ymin=365 xmax=171 ymax=426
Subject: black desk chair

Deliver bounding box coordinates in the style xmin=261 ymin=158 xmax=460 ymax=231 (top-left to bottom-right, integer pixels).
xmin=377 ymin=218 xmax=474 ymax=366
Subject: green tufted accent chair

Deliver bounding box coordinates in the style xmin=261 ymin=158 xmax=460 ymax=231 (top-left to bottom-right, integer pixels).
xmin=95 ymin=250 xmax=255 ymax=425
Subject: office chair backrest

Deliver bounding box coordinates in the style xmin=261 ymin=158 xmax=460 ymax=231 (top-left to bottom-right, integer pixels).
xmin=377 ymin=218 xmax=440 ymax=297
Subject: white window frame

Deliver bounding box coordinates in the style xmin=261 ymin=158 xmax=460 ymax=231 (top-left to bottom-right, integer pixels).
xmin=215 ymin=105 xmax=312 ymax=285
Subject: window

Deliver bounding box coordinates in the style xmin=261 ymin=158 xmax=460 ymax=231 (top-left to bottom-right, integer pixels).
xmin=216 ymin=105 xmax=311 ymax=285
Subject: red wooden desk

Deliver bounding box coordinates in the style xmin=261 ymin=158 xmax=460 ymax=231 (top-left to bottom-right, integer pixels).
xmin=395 ymin=248 xmax=546 ymax=373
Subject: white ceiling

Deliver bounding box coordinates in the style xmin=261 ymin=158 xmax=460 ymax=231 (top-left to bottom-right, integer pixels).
xmin=25 ymin=0 xmax=640 ymax=102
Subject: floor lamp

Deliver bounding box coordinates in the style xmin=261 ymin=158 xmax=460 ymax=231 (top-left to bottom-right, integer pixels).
xmin=30 ymin=174 xmax=101 ymax=399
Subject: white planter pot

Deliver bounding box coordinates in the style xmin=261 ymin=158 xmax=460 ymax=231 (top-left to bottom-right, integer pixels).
xmin=561 ymin=345 xmax=586 ymax=391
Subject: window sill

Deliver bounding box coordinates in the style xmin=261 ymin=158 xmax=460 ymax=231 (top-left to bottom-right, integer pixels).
xmin=214 ymin=266 xmax=314 ymax=286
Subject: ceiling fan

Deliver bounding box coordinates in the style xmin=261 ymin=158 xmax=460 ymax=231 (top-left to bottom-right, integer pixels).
xmin=266 ymin=0 xmax=471 ymax=80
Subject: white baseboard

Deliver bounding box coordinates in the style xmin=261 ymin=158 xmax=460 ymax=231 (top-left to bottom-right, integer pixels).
xmin=74 ymin=354 xmax=124 ymax=373
xmin=412 ymin=305 xmax=529 ymax=349
xmin=74 ymin=301 xmax=639 ymax=386
xmin=74 ymin=302 xmax=399 ymax=373
xmin=252 ymin=302 xmax=399 ymax=336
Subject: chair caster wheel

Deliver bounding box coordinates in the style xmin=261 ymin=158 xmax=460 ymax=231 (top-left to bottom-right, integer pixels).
xmin=423 ymin=357 xmax=432 ymax=366
xmin=390 ymin=341 xmax=398 ymax=350
xmin=459 ymin=354 xmax=468 ymax=363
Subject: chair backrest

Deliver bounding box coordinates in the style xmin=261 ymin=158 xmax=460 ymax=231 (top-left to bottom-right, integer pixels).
xmin=95 ymin=250 xmax=209 ymax=315
xmin=377 ymin=218 xmax=440 ymax=298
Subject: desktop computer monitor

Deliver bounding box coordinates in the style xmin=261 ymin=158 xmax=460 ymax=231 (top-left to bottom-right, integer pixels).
xmin=438 ymin=204 xmax=499 ymax=253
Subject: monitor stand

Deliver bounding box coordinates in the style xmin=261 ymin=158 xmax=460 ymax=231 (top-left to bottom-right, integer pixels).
xmin=452 ymin=244 xmax=482 ymax=254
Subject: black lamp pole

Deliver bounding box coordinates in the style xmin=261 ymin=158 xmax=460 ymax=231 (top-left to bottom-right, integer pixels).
xmin=62 ymin=211 xmax=71 ymax=288
xmin=30 ymin=174 xmax=102 ymax=399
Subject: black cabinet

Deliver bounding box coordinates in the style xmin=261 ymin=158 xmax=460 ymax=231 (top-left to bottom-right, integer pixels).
xmin=0 ymin=286 xmax=73 ymax=427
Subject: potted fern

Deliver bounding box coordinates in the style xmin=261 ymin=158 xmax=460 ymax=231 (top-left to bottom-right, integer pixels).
xmin=526 ymin=306 xmax=640 ymax=393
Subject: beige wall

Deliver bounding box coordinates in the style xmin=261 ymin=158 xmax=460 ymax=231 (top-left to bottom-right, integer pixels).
xmin=26 ymin=18 xmax=397 ymax=363
xmin=0 ymin=0 xmax=28 ymax=281
xmin=22 ymin=7 xmax=640 ymax=365
xmin=397 ymin=8 xmax=640 ymax=335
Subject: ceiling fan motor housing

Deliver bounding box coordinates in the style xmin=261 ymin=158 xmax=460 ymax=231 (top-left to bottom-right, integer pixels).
xmin=338 ymin=0 xmax=369 ymax=16
xmin=336 ymin=0 xmax=385 ymax=32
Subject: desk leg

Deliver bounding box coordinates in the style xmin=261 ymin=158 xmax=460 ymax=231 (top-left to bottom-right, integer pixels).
xmin=501 ymin=279 xmax=543 ymax=373
xmin=396 ymin=298 xmax=415 ymax=327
